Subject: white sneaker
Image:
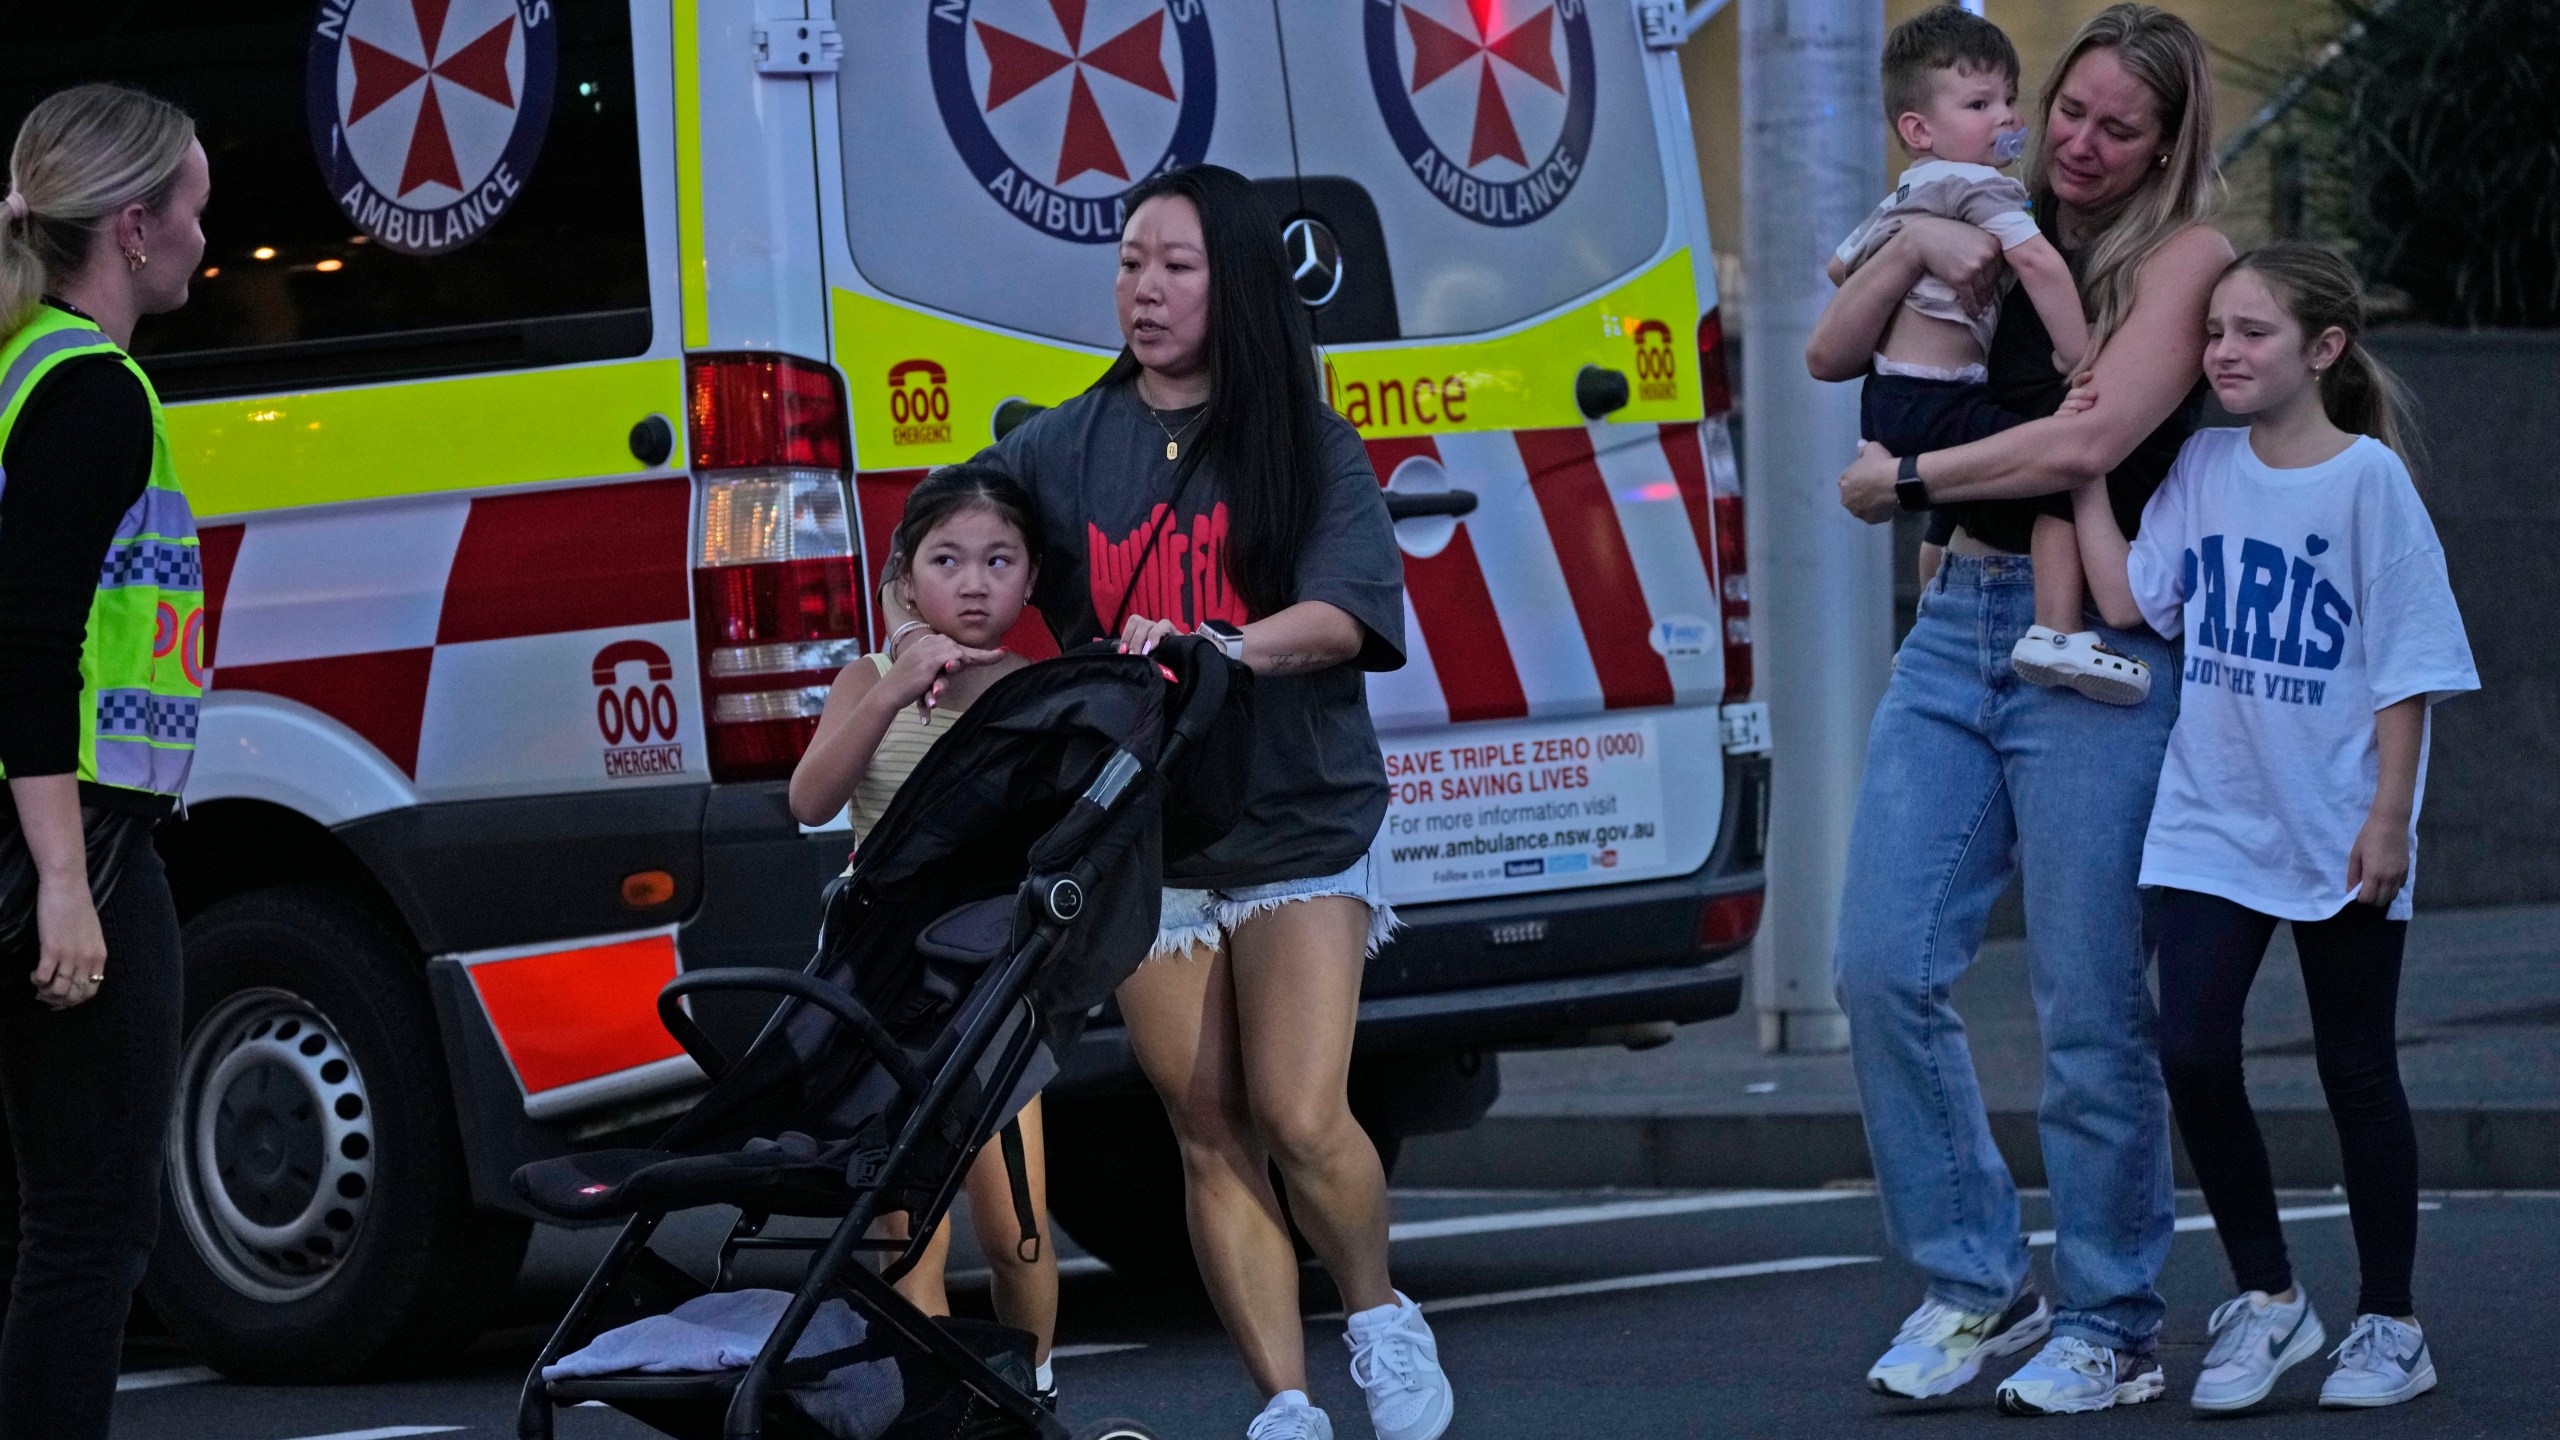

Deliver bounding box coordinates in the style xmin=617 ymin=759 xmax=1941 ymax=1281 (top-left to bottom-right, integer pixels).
xmin=1247 ymin=1389 xmax=1333 ymax=1440
xmin=1994 ymin=1335 xmax=2167 ymax=1415
xmin=2192 ymin=1289 xmax=2326 ymax=1412
xmin=2009 ymin=625 xmax=2151 ymax=705
xmin=1344 ymin=1292 xmax=1454 ymax=1440
xmin=1866 ymin=1284 xmax=2051 ymax=1399
xmin=2320 ymin=1314 xmax=2437 ymax=1408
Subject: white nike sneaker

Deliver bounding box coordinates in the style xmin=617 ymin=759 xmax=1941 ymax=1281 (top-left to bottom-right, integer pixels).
xmin=1344 ymin=1291 xmax=1454 ymax=1440
xmin=1246 ymin=1389 xmax=1334 ymax=1440
xmin=2192 ymin=1289 xmax=2326 ymax=1412
xmin=1994 ymin=1335 xmax=2167 ymax=1415
xmin=2320 ymin=1314 xmax=2438 ymax=1408
xmin=2010 ymin=625 xmax=2151 ymax=705
xmin=1866 ymin=1284 xmax=2051 ymax=1399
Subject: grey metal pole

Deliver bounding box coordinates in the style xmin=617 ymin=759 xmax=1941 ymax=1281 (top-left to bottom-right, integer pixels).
xmin=1739 ymin=0 xmax=1886 ymax=1054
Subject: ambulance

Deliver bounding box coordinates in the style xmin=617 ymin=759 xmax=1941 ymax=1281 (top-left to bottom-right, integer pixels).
xmin=15 ymin=0 xmax=1766 ymax=1375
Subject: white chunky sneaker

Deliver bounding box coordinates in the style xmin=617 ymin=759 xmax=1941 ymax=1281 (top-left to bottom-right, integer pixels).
xmin=1345 ymin=1292 xmax=1454 ymax=1440
xmin=1866 ymin=1285 xmax=2051 ymax=1399
xmin=2009 ymin=626 xmax=2151 ymax=705
xmin=1247 ymin=1389 xmax=1334 ymax=1440
xmin=2192 ymin=1289 xmax=2326 ymax=1412
xmin=1995 ymin=1336 xmax=2167 ymax=1415
xmin=2320 ymin=1314 xmax=2437 ymax=1408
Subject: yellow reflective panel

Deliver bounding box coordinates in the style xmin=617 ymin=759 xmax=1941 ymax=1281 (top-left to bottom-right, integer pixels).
xmin=672 ymin=0 xmax=708 ymax=350
xmin=168 ymin=359 xmax=684 ymax=519
xmin=829 ymin=250 xmax=1703 ymax=465
xmin=1318 ymin=251 xmax=1704 ymax=439
xmin=833 ymin=288 xmax=1114 ymax=473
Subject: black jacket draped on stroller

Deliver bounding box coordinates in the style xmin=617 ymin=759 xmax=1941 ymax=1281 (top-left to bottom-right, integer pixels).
xmin=513 ymin=639 xmax=1246 ymax=1440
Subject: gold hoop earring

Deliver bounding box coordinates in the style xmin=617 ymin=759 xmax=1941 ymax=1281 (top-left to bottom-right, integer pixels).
xmin=124 ymin=249 xmax=147 ymax=273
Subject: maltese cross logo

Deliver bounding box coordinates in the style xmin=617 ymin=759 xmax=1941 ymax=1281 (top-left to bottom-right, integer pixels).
xmin=307 ymin=0 xmax=557 ymax=256
xmin=1365 ymin=0 xmax=1596 ymax=227
xmin=929 ymin=0 xmax=1217 ymax=244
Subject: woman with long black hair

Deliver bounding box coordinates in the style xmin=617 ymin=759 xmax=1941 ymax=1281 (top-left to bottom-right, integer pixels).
xmin=965 ymin=164 xmax=1450 ymax=1440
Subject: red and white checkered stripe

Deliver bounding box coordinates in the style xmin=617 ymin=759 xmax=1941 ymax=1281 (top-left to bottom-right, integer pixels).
xmin=198 ymin=477 xmax=701 ymax=797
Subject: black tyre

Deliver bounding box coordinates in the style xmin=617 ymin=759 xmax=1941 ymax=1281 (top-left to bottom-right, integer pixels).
xmin=1074 ymin=1423 xmax=1162 ymax=1440
xmin=143 ymin=886 xmax=530 ymax=1380
xmin=1043 ymin=1092 xmax=1400 ymax=1281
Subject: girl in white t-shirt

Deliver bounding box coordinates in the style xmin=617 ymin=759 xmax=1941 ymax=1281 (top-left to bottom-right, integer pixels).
xmin=2072 ymin=244 xmax=2476 ymax=1415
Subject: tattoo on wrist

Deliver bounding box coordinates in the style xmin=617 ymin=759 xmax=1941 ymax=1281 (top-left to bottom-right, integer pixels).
xmin=1265 ymin=651 xmax=1321 ymax=674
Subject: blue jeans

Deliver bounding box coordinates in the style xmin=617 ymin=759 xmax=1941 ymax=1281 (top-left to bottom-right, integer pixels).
xmin=1832 ymin=553 xmax=2178 ymax=1348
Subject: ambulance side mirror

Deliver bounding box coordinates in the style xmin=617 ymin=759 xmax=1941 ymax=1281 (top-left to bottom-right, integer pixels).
xmin=1576 ymin=365 xmax=1631 ymax=420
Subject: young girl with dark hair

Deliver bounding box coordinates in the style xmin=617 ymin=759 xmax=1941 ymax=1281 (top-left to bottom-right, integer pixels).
xmin=788 ymin=464 xmax=1061 ymax=1405
xmin=2073 ymin=243 xmax=2475 ymax=1413
xmin=966 ymin=164 xmax=1444 ymax=1440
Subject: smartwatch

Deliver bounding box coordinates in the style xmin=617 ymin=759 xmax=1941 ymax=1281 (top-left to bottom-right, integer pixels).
xmin=1196 ymin=619 xmax=1246 ymax=662
xmin=1895 ymin=452 xmax=1932 ymax=513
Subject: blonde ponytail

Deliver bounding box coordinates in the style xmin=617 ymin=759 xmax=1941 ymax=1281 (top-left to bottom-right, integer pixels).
xmin=2228 ymin=242 xmax=2424 ymax=479
xmin=1 ymin=84 xmax=195 ymax=335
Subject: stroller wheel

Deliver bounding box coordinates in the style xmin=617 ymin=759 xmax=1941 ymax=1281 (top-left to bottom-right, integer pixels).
xmin=1074 ymin=1422 xmax=1161 ymax=1440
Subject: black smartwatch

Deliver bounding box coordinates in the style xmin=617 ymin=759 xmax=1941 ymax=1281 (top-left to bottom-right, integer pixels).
xmin=1895 ymin=452 xmax=1931 ymax=513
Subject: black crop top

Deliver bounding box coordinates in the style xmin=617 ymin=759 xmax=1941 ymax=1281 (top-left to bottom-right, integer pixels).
xmin=1935 ymin=280 xmax=2208 ymax=553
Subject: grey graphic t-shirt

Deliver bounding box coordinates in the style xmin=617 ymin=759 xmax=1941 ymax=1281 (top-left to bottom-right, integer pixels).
xmin=975 ymin=380 xmax=1406 ymax=888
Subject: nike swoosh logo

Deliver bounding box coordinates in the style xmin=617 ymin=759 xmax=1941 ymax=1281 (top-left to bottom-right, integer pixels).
xmin=2266 ymin=1311 xmax=2307 ymax=1361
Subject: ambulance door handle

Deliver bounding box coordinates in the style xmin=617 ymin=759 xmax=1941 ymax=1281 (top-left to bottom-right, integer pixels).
xmin=1576 ymin=365 xmax=1631 ymax=420
xmin=1384 ymin=490 xmax=1477 ymax=521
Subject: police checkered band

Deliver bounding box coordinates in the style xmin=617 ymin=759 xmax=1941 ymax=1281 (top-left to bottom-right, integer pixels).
xmin=94 ymin=688 xmax=199 ymax=744
xmin=99 ymin=536 xmax=202 ymax=591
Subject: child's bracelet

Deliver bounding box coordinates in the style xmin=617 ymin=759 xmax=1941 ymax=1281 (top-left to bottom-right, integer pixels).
xmin=886 ymin=620 xmax=932 ymax=658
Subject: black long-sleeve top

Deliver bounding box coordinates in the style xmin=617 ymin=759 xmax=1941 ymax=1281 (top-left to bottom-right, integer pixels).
xmin=0 ymin=303 xmax=155 ymax=792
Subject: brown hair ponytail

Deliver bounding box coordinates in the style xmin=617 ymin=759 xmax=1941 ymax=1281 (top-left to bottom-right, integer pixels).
xmin=2226 ymin=242 xmax=2421 ymax=476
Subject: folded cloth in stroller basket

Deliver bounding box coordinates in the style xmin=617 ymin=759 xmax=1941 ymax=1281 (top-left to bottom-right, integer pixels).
xmin=515 ymin=640 xmax=1241 ymax=1440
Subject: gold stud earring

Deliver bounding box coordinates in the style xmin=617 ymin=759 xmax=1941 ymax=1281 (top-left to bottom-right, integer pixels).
xmin=124 ymin=249 xmax=146 ymax=272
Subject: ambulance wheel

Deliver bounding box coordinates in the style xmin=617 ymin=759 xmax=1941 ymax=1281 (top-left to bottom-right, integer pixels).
xmin=1042 ymin=1093 xmax=1400 ymax=1283
xmin=144 ymin=886 xmax=530 ymax=1381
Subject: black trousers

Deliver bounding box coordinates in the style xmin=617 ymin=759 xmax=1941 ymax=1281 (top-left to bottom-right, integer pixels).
xmin=1858 ymin=371 xmax=2040 ymax=547
xmin=0 ymin=839 xmax=182 ymax=1440
xmin=2153 ymin=886 xmax=2417 ymax=1318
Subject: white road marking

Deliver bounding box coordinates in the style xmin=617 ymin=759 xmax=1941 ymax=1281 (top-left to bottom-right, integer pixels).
xmin=1316 ymin=1254 xmax=1879 ymax=1321
xmin=277 ymin=1429 xmax=465 ymax=1440
xmin=2026 ymin=1200 xmax=2439 ymax=1248
xmin=1050 ymin=1342 xmax=1146 ymax=1359
xmin=115 ymin=1366 xmax=221 ymax=1392
xmin=1388 ymin=1188 xmax=1864 ymax=1243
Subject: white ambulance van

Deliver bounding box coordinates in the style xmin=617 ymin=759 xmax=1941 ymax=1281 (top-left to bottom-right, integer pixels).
xmin=10 ymin=0 xmax=1765 ymax=1374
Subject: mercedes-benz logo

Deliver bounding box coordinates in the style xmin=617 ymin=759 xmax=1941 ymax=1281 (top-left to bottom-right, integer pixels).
xmin=1283 ymin=216 xmax=1345 ymax=308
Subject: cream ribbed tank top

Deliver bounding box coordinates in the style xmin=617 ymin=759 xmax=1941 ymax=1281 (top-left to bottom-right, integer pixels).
xmin=847 ymin=652 xmax=970 ymax=845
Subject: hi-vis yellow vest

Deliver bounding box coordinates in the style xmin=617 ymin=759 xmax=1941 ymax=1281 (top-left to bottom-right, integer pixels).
xmin=0 ymin=307 xmax=200 ymax=799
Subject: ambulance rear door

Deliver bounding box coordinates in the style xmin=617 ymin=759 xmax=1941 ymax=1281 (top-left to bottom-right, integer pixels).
xmin=814 ymin=0 xmax=1300 ymax=586
xmin=1270 ymin=0 xmax=1742 ymax=912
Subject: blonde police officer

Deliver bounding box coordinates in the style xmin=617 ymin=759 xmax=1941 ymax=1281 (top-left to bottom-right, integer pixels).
xmin=0 ymin=83 xmax=209 ymax=1440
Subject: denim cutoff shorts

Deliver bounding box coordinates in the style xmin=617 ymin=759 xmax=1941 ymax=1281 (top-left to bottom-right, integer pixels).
xmin=1149 ymin=853 xmax=1399 ymax=960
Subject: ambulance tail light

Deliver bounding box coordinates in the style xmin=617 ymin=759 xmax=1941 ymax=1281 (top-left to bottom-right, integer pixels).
xmin=1702 ymin=418 xmax=1752 ymax=703
xmin=1696 ymin=309 xmax=1735 ymax=418
xmin=687 ymin=354 xmax=861 ymax=781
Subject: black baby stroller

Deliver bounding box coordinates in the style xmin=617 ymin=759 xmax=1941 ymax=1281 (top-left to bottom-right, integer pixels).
xmin=513 ymin=638 xmax=1245 ymax=1440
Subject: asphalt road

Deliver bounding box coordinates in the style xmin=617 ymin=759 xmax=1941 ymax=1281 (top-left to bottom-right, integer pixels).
xmin=115 ymin=1186 xmax=2557 ymax=1440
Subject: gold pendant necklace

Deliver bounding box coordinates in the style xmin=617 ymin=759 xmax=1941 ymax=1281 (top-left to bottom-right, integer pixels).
xmin=1146 ymin=401 xmax=1202 ymax=461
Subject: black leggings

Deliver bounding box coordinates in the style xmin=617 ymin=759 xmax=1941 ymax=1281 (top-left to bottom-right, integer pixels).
xmin=0 ymin=839 xmax=183 ymax=1440
xmin=2153 ymin=886 xmax=2416 ymax=1318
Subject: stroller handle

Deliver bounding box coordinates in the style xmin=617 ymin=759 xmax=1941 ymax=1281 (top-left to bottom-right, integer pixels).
xmin=659 ymin=969 xmax=930 ymax=1101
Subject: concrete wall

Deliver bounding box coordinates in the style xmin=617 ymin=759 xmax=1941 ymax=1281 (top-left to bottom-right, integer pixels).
xmin=2373 ymin=331 xmax=2560 ymax=906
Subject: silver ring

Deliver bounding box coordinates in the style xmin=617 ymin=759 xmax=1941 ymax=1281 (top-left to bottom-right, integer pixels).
xmin=88 ymin=973 xmax=104 ymax=983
